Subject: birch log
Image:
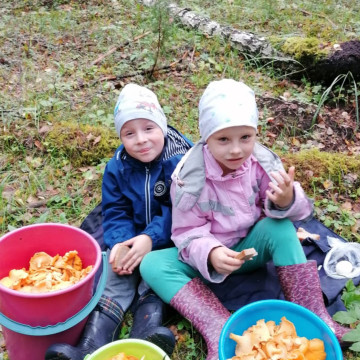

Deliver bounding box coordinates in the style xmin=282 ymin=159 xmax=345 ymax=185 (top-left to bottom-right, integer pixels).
xmin=140 ymin=0 xmax=277 ymax=58
xmin=139 ymin=1 xmax=360 ymax=83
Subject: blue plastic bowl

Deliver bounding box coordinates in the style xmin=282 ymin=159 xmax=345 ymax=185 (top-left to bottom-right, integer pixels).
xmin=219 ymin=299 xmax=343 ymax=360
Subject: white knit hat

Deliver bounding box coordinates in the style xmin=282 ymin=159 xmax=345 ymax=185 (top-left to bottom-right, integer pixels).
xmin=114 ymin=83 xmax=167 ymax=137
xmin=199 ymin=79 xmax=258 ymax=141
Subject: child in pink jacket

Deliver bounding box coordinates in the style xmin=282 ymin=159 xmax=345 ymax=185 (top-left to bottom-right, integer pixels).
xmin=140 ymin=79 xmax=349 ymax=360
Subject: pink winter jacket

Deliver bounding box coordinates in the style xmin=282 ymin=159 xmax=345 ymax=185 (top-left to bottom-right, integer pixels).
xmin=170 ymin=141 xmax=313 ymax=283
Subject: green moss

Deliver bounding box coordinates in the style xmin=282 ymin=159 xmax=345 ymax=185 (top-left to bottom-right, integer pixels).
xmin=46 ymin=121 xmax=119 ymax=167
xmin=281 ymin=37 xmax=328 ymax=63
xmin=281 ymin=148 xmax=360 ymax=195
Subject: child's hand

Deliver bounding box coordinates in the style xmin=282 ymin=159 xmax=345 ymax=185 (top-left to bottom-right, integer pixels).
xmin=209 ymin=246 xmax=245 ymax=275
xmin=109 ymin=234 xmax=152 ymax=275
xmin=266 ymin=166 xmax=295 ymax=208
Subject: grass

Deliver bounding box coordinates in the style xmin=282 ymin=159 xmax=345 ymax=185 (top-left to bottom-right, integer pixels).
xmin=1 ymin=0 xmax=360 ymax=359
xmin=176 ymin=0 xmax=360 ymax=44
xmin=311 ymin=72 xmax=359 ymax=131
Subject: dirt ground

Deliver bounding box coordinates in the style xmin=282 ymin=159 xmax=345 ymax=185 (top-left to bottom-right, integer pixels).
xmin=256 ymin=95 xmax=360 ymax=155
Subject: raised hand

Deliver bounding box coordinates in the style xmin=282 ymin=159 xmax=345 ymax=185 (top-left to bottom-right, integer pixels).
xmin=266 ymin=166 xmax=295 ymax=208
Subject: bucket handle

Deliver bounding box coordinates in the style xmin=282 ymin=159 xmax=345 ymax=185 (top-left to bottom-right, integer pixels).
xmin=0 ymin=251 xmax=108 ymax=336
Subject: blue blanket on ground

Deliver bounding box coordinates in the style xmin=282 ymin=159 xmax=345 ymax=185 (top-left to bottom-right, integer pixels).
xmin=81 ymin=204 xmax=360 ymax=316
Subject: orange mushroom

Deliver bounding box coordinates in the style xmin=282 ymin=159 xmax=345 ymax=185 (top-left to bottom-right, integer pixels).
xmin=228 ymin=317 xmax=326 ymax=360
xmin=304 ymin=338 xmax=326 ymax=360
xmin=0 ymin=250 xmax=92 ymax=293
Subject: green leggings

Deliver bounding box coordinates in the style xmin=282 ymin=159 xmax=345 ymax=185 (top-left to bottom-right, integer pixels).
xmin=140 ymin=218 xmax=306 ymax=303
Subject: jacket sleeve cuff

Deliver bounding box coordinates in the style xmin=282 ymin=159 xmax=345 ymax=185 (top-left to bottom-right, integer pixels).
xmin=179 ymin=237 xmax=228 ymax=283
xmin=265 ymin=182 xmax=313 ymax=221
xmin=207 ymin=262 xmax=228 ymax=283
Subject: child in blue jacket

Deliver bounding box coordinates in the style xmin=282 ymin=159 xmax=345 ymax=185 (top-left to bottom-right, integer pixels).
xmin=45 ymin=83 xmax=192 ymax=360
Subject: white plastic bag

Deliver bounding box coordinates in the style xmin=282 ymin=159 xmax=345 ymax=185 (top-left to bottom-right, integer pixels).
xmin=323 ymin=236 xmax=360 ymax=279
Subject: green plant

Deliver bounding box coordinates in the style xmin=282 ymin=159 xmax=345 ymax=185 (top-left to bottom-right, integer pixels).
xmin=147 ymin=0 xmax=172 ymax=76
xmin=175 ymin=319 xmax=206 ymax=359
xmin=333 ymin=280 xmax=360 ymax=352
xmin=311 ymin=72 xmax=359 ymax=132
xmin=314 ymin=199 xmax=359 ymax=242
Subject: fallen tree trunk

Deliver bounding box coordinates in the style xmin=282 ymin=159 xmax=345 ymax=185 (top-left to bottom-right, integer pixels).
xmin=167 ymin=3 xmax=276 ymax=58
xmin=141 ymin=0 xmax=277 ymax=58
xmin=139 ymin=0 xmax=360 ymax=84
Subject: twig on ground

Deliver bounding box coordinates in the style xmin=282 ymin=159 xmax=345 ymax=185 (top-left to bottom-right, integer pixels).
xmin=96 ymin=51 xmax=188 ymax=84
xmin=113 ymin=63 xmax=187 ymax=82
xmin=189 ymin=46 xmax=196 ymax=64
xmin=169 ymin=50 xmax=189 ymax=67
xmin=27 ymin=200 xmax=48 ymax=209
xmin=91 ymin=31 xmax=151 ymax=65
xmin=298 ymin=8 xmax=337 ymax=29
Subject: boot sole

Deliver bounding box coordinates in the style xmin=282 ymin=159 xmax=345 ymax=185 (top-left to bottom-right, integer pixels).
xmin=145 ymin=333 xmax=175 ymax=356
xmin=45 ymin=355 xmax=71 ymax=360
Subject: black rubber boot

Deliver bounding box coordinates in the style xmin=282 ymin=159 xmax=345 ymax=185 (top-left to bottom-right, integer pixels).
xmin=45 ymin=296 xmax=124 ymax=360
xmin=129 ymin=291 xmax=176 ymax=356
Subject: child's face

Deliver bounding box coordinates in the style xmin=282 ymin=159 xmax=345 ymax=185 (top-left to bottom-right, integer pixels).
xmin=120 ymin=118 xmax=165 ymax=162
xmin=206 ymin=126 xmax=256 ymax=176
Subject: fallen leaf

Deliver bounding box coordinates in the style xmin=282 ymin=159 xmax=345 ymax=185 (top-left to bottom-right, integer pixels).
xmin=2 ymin=186 xmax=16 ymax=200
xmin=326 ymin=127 xmax=334 ymax=135
xmin=353 ymin=202 xmax=360 ymax=213
xmin=266 ymin=132 xmax=277 ymax=138
xmin=34 ymin=140 xmax=44 ymax=151
xmin=341 ymin=111 xmax=350 ymax=120
xmin=341 ymin=201 xmax=352 ymax=211
xmin=351 ymin=219 xmax=360 ymax=234
xmin=316 ymin=123 xmax=326 ymax=129
xmin=26 ymin=195 xmax=39 ymax=204
xmin=323 ymin=180 xmax=333 ymax=189
xmin=37 ymin=188 xmax=60 ymax=198
xmin=304 ymin=170 xmax=314 ymax=179
xmin=83 ymin=196 xmax=92 ymax=205
xmin=282 ymin=91 xmax=291 ymax=99
xmin=93 ymin=135 xmax=101 ymax=145
xmin=344 ymin=173 xmax=358 ymax=184
xmin=291 ymin=137 xmax=301 ymax=147
xmin=38 ymin=125 xmax=51 ymax=135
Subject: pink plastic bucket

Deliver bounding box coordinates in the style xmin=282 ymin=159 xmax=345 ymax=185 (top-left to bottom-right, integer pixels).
xmin=0 ymin=223 xmax=103 ymax=360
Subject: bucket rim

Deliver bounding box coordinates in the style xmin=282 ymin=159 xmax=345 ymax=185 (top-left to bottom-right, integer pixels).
xmin=85 ymin=338 xmax=171 ymax=360
xmin=0 ymin=223 xmax=102 ymax=298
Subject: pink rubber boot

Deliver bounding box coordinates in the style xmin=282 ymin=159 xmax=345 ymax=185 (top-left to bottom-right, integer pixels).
xmin=170 ymin=278 xmax=231 ymax=360
xmin=277 ymin=260 xmax=350 ymax=344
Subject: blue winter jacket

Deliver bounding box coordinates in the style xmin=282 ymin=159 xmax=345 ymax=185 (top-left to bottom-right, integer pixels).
xmin=102 ymin=126 xmax=193 ymax=250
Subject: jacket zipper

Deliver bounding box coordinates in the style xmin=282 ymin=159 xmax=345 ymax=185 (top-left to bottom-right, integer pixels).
xmin=145 ymin=166 xmax=151 ymax=225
